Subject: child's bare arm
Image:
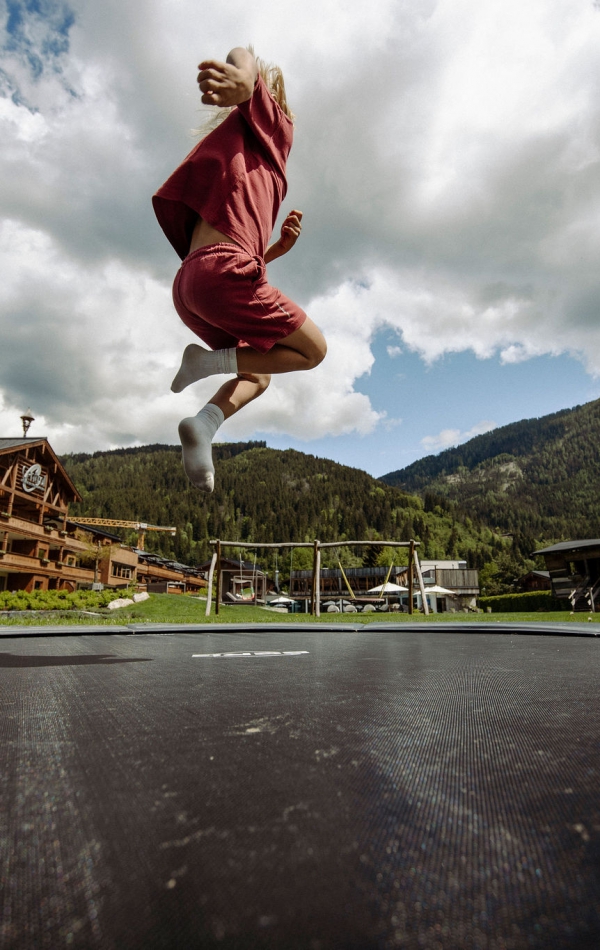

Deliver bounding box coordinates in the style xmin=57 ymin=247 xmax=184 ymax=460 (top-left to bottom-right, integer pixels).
xmin=264 ymin=210 xmax=303 ymax=264
xmin=197 ymin=48 xmax=257 ymax=107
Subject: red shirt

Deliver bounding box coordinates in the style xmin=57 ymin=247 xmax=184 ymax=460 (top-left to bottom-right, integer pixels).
xmin=152 ymin=76 xmax=293 ymax=260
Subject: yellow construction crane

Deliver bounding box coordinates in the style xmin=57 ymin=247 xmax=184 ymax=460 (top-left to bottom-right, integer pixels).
xmin=73 ymin=519 xmax=177 ymax=550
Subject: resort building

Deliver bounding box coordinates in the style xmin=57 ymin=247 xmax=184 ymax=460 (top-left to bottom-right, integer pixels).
xmin=136 ymin=550 xmax=206 ymax=594
xmin=534 ymin=539 xmax=600 ymax=611
xmin=518 ymin=570 xmax=552 ymax=592
xmin=397 ymin=560 xmax=480 ymax=611
xmin=290 ymin=560 xmax=479 ymax=611
xmin=0 ymin=437 xmax=94 ymax=593
xmin=0 ymin=436 xmax=204 ymax=594
xmin=290 ymin=564 xmax=406 ymax=598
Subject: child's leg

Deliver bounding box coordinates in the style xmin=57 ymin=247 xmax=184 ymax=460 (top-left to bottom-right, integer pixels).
xmin=208 ymin=372 xmax=271 ymax=419
xmin=179 ymin=373 xmax=270 ymax=491
xmin=171 ymin=318 xmax=326 ymax=392
xmin=237 ymin=318 xmax=326 ymax=374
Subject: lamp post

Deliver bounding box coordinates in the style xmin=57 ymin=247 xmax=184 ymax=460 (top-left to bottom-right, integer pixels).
xmin=20 ymin=409 xmax=35 ymax=437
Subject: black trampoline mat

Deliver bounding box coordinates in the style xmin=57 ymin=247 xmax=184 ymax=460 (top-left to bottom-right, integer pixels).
xmin=1 ymin=628 xmax=598 ymax=950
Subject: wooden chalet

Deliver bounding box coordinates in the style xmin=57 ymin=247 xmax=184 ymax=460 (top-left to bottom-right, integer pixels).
xmin=290 ymin=564 xmax=407 ymax=598
xmin=396 ymin=560 xmax=480 ymax=610
xmin=291 ymin=560 xmax=479 ymax=611
xmin=0 ymin=438 xmax=92 ymax=592
xmin=534 ymin=539 xmax=600 ymax=611
xmin=68 ymin=520 xmax=139 ymax=588
xmin=0 ymin=437 xmax=204 ymax=596
xmin=518 ymin=570 xmax=552 ymax=592
xmin=136 ymin=551 xmax=206 ymax=594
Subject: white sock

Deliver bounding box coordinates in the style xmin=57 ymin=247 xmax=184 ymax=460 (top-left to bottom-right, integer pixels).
xmin=178 ymin=403 xmax=224 ymax=492
xmin=171 ymin=344 xmax=238 ymax=393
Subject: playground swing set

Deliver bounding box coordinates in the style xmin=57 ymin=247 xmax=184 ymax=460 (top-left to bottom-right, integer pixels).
xmin=204 ymin=538 xmax=428 ymax=618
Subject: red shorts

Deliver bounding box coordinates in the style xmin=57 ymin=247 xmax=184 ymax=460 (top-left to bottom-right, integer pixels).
xmin=172 ymin=244 xmax=307 ymax=354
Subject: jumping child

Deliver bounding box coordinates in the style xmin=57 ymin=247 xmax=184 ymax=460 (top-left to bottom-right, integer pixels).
xmin=153 ymin=47 xmax=327 ymax=491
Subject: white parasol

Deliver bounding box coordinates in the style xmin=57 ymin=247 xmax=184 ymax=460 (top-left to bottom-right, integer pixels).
xmin=367 ymin=582 xmax=408 ymax=593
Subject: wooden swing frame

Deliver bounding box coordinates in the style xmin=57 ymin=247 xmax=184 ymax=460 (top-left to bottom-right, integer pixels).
xmin=205 ymin=538 xmax=427 ymax=618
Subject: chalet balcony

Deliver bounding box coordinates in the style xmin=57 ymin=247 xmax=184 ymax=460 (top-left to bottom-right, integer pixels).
xmin=0 ymin=550 xmax=94 ymax=584
xmin=0 ymin=512 xmax=90 ymax=553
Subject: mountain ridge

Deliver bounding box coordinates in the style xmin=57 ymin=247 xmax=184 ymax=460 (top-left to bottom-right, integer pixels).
xmin=58 ymin=396 xmax=600 ymax=595
xmin=60 ymin=441 xmax=503 ymax=573
xmin=379 ymin=397 xmax=600 ymax=546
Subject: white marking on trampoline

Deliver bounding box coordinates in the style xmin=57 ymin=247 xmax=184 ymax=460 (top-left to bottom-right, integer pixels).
xmin=192 ymin=650 xmax=310 ymax=658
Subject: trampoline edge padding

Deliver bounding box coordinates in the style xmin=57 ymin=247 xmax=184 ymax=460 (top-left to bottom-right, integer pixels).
xmin=1 ymin=620 xmax=599 ymax=638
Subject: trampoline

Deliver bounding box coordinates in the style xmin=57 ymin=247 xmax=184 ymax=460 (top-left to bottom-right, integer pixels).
xmin=1 ymin=622 xmax=598 ymax=949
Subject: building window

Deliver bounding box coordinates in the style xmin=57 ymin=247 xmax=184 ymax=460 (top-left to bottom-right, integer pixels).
xmin=34 ymin=581 xmax=43 ymax=590
xmin=112 ymin=563 xmax=132 ymax=579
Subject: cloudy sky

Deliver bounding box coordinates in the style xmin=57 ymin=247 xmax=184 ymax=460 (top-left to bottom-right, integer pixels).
xmin=1 ymin=0 xmax=599 ymax=477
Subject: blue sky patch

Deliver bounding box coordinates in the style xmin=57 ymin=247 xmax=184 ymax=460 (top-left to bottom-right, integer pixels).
xmin=2 ymin=0 xmax=75 ymax=87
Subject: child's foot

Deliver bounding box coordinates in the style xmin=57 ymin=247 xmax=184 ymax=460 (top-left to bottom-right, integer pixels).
xmin=171 ymin=344 xmax=238 ymax=393
xmin=171 ymin=344 xmax=211 ymax=393
xmin=178 ymin=416 xmax=216 ymax=492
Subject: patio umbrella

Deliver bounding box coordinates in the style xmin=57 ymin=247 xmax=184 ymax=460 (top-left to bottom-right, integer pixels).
xmin=367 ymin=582 xmax=408 ymax=593
xmin=423 ymin=585 xmax=455 ymax=596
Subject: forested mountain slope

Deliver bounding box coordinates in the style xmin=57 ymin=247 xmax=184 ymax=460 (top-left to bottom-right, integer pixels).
xmin=380 ymin=398 xmax=600 ymax=547
xmin=61 ymin=442 xmax=504 ymax=570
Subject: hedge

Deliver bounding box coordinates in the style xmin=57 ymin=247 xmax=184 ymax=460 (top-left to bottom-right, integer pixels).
xmin=0 ymin=589 xmax=126 ymax=612
xmin=479 ymin=590 xmax=564 ymax=613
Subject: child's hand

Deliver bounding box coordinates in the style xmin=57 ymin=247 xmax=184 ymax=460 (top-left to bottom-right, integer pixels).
xmin=197 ymin=58 xmax=255 ymax=107
xmin=264 ymin=211 xmax=303 ymax=264
xmin=278 ymin=210 xmax=303 ymax=253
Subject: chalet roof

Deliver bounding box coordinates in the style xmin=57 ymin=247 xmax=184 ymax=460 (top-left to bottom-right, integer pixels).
xmin=0 ymin=437 xmax=81 ymax=502
xmin=136 ymin=550 xmax=203 ymax=575
xmin=0 ymin=437 xmax=41 ymax=450
xmin=68 ymin=520 xmax=122 ymax=542
xmin=534 ymin=539 xmax=600 ymax=556
xmin=291 ymin=565 xmax=407 ymax=579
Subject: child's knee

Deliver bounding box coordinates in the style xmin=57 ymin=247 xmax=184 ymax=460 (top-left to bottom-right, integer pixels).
xmin=238 ymin=372 xmax=271 ymax=393
xmin=307 ymin=338 xmax=327 ymax=369
xmin=256 ymin=373 xmax=271 ymax=393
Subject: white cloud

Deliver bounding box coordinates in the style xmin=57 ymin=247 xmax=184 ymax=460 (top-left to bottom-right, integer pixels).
xmin=420 ymin=420 xmax=497 ymax=454
xmin=382 ymin=417 xmax=403 ymax=431
xmin=0 ymin=219 xmax=183 ymax=450
xmin=1 ymin=0 xmax=600 ymax=457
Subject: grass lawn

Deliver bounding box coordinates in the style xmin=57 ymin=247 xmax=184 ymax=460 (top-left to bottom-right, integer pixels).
xmin=0 ymin=594 xmax=598 ymax=626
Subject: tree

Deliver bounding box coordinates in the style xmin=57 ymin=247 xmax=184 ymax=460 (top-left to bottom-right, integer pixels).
xmin=75 ymin=530 xmax=122 ymax=584
xmin=376 ymin=546 xmax=396 ymax=567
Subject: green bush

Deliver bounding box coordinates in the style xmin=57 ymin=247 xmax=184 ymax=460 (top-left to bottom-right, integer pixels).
xmin=479 ymin=590 xmax=564 ymax=613
xmin=0 ymin=588 xmax=125 ymax=611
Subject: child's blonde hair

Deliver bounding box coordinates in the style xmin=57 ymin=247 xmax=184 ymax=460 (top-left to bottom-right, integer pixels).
xmin=195 ymin=46 xmax=293 ymax=138
xmin=252 ymin=47 xmax=294 ymax=122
